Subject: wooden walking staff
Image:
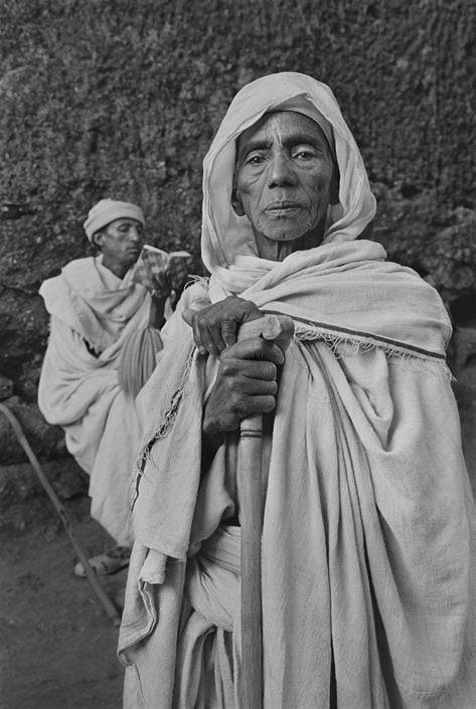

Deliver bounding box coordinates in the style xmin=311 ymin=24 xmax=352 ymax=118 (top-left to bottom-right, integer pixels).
xmin=236 ymin=314 xmax=294 ymax=708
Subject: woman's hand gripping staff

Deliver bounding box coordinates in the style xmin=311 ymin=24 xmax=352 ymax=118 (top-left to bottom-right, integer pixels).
xmin=182 ymin=299 xmax=294 ymax=441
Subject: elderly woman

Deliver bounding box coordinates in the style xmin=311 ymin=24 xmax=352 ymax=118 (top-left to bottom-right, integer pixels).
xmin=38 ymin=199 xmax=168 ymax=571
xmin=119 ymin=74 xmax=476 ymax=707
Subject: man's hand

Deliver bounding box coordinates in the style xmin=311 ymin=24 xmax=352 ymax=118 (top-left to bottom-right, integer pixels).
xmin=182 ymin=296 xmax=262 ymax=357
xmin=203 ymin=337 xmax=284 ymax=437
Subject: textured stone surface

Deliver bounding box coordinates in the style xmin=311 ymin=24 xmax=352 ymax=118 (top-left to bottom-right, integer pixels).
xmin=0 ymin=396 xmax=65 ymax=465
xmin=0 ymin=376 xmax=13 ymax=401
xmin=0 ymin=456 xmax=87 ymax=516
xmin=0 ymin=0 xmax=474 ymax=401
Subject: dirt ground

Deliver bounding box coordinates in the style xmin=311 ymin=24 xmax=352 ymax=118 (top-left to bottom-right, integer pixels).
xmin=0 ymin=494 xmax=128 ymax=709
xmin=1 ymin=363 xmax=475 ymax=709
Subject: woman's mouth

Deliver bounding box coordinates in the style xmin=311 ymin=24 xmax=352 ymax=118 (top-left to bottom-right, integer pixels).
xmin=266 ymin=202 xmax=302 ymax=217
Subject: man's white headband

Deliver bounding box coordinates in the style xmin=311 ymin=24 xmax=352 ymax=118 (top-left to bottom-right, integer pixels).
xmin=83 ymin=199 xmax=145 ymax=241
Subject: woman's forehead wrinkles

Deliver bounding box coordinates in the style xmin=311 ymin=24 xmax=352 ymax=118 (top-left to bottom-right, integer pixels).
xmin=237 ymin=111 xmax=331 ymax=162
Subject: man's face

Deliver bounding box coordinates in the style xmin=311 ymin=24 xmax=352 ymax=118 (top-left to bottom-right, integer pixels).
xmin=233 ymin=111 xmax=336 ymax=248
xmin=94 ymin=218 xmax=144 ymax=269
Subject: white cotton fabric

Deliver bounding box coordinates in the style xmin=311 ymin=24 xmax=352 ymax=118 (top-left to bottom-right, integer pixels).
xmin=120 ymin=279 xmax=476 ymax=708
xmin=38 ymin=256 xmax=150 ymax=544
xmin=118 ymin=72 xmax=476 ymax=708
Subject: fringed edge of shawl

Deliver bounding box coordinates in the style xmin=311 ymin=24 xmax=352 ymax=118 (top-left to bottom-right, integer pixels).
xmin=129 ymin=279 xmax=211 ymax=512
xmin=129 ymin=345 xmax=196 ymax=511
xmin=294 ymin=322 xmax=454 ymax=381
xmin=129 ymin=311 xmax=453 ymax=512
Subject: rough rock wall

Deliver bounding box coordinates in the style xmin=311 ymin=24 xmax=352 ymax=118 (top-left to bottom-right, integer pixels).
xmin=0 ymin=0 xmax=475 ymax=462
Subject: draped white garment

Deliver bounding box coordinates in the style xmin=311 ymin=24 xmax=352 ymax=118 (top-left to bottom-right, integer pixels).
xmin=119 ymin=72 xmax=476 ymax=707
xmin=38 ymin=256 xmax=150 ymax=544
xmin=119 ymin=245 xmax=476 ymax=708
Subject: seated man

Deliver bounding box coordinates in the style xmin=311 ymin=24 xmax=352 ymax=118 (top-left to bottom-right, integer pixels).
xmin=119 ymin=74 xmax=476 ymax=707
xmin=38 ymin=199 xmax=169 ymax=573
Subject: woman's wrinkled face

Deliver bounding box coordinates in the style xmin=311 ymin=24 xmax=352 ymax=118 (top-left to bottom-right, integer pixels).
xmin=233 ymin=111 xmax=336 ymax=253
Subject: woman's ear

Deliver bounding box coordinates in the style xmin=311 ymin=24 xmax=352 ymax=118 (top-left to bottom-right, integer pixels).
xmin=330 ymin=161 xmax=340 ymax=205
xmin=231 ymin=187 xmax=245 ymax=217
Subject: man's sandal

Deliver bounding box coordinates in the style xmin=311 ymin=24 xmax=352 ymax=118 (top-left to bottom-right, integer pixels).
xmin=74 ymin=545 xmax=131 ymax=578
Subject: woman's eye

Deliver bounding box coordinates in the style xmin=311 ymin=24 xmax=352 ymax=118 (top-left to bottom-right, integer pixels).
xmin=294 ymin=149 xmax=316 ymax=160
xmin=244 ymin=153 xmax=265 ymax=166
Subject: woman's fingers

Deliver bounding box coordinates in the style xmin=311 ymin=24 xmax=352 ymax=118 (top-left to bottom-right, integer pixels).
xmin=224 ymin=338 xmax=285 ymax=366
xmin=220 ymin=356 xmax=278 ymax=384
xmin=203 ymin=336 xmax=285 ymax=433
xmin=220 ymin=317 xmax=239 ymax=349
xmin=182 ymin=297 xmax=263 ymax=356
xmin=234 ymin=394 xmax=277 ymax=419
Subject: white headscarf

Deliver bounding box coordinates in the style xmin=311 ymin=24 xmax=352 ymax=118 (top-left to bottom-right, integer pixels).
xmin=202 ymin=72 xmax=377 ymax=294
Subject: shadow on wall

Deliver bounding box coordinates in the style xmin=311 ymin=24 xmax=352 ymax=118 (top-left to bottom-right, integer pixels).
xmin=450 ymin=293 xmax=476 ymax=375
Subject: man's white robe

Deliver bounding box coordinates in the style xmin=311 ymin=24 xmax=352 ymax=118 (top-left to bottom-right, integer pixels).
xmin=38 ymin=255 xmax=150 ymax=545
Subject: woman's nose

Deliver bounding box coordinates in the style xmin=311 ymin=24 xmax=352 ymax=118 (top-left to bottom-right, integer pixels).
xmin=267 ymin=151 xmax=297 ymax=188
